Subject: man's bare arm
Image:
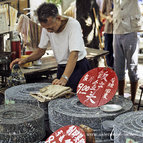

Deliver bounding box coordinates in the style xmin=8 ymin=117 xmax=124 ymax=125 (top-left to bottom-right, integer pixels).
xmin=10 ymin=48 xmax=46 ymax=69
xmin=52 ymin=51 xmax=78 ymax=86
xmin=25 ymin=48 xmax=46 ymax=62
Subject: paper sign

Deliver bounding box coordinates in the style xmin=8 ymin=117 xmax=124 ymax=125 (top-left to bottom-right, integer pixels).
xmin=77 ymin=67 xmax=118 ymax=107
xmin=46 ymin=125 xmax=86 ymax=143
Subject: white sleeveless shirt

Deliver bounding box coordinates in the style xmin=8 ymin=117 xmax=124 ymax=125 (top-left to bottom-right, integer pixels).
xmin=38 ymin=17 xmax=87 ymax=64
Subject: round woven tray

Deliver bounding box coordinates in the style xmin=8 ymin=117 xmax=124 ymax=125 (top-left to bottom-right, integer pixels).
xmin=5 ymin=83 xmax=50 ymax=133
xmin=0 ymin=103 xmax=45 ymax=143
xmin=5 ymin=83 xmax=49 ymax=105
xmin=48 ymin=95 xmax=133 ymax=143
xmin=114 ymin=111 xmax=143 ymax=143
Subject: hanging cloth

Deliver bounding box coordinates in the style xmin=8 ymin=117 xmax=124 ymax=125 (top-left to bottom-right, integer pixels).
xmin=17 ymin=14 xmax=42 ymax=50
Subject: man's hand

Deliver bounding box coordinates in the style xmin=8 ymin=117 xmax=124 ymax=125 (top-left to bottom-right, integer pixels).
xmin=107 ymin=15 xmax=113 ymax=23
xmin=52 ymin=51 xmax=78 ymax=87
xmin=10 ymin=48 xmax=46 ymax=69
xmin=10 ymin=58 xmax=27 ymax=69
xmin=52 ymin=77 xmax=68 ymax=86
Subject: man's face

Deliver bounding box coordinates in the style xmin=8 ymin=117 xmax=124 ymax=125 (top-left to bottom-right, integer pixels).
xmin=40 ymin=16 xmax=61 ymax=33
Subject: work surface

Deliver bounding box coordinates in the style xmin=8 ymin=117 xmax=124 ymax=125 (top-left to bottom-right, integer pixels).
xmin=21 ymin=47 xmax=109 ymax=75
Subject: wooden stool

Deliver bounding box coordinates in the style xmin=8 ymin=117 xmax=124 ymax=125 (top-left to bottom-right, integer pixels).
xmin=137 ymin=85 xmax=143 ymax=110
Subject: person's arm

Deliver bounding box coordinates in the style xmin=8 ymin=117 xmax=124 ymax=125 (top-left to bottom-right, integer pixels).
xmin=52 ymin=51 xmax=78 ymax=86
xmin=10 ymin=48 xmax=46 ymax=69
xmin=101 ymin=0 xmax=113 ymax=23
xmin=101 ymin=13 xmax=113 ymax=23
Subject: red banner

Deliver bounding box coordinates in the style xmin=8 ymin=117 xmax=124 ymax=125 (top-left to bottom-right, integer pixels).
xmin=77 ymin=67 xmax=118 ymax=107
xmin=46 ymin=125 xmax=86 ymax=143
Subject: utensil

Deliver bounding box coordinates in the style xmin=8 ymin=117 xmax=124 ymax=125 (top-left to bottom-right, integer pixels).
xmin=100 ymin=104 xmax=122 ymax=112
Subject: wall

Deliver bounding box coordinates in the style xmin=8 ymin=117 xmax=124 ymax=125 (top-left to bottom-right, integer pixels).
xmin=30 ymin=0 xmax=46 ymax=11
xmin=61 ymin=0 xmax=75 ymax=13
xmin=11 ymin=0 xmax=29 ymax=15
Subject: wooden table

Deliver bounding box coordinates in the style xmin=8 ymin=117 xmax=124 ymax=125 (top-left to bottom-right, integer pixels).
xmin=21 ymin=48 xmax=108 ymax=82
xmin=22 ymin=48 xmax=108 ymax=75
xmin=21 ymin=56 xmax=57 ymax=75
xmin=21 ymin=55 xmax=57 ymax=83
xmin=86 ymin=47 xmax=108 ymax=60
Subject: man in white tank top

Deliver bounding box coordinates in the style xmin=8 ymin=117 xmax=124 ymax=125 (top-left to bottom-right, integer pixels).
xmin=10 ymin=3 xmax=90 ymax=92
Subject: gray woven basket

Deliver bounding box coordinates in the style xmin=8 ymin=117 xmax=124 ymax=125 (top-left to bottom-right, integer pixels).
xmin=48 ymin=95 xmax=133 ymax=143
xmin=5 ymin=83 xmax=50 ymax=133
xmin=113 ymin=111 xmax=143 ymax=143
xmin=0 ymin=103 xmax=45 ymax=143
xmin=5 ymin=83 xmax=50 ymax=105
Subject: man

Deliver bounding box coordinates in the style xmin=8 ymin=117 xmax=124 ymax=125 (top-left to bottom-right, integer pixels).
xmin=10 ymin=3 xmax=90 ymax=92
xmin=113 ymin=0 xmax=141 ymax=104
xmin=101 ymin=0 xmax=114 ymax=68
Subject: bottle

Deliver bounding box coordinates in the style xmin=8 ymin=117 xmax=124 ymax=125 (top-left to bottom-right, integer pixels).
xmin=11 ymin=31 xmax=21 ymax=60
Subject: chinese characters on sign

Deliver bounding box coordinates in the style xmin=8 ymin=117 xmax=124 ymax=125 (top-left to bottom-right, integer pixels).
xmin=46 ymin=125 xmax=86 ymax=143
xmin=77 ymin=67 xmax=118 ymax=107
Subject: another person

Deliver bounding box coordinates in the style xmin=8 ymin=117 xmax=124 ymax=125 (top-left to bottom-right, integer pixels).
xmin=101 ymin=0 xmax=114 ymax=68
xmin=113 ymin=0 xmax=141 ymax=104
xmin=10 ymin=3 xmax=90 ymax=92
xmin=76 ymin=0 xmax=101 ymax=49
xmin=96 ymin=0 xmax=103 ymax=12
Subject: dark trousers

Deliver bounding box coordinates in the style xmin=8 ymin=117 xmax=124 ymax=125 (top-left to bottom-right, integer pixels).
xmin=57 ymin=58 xmax=90 ymax=92
xmin=104 ymin=33 xmax=114 ymax=68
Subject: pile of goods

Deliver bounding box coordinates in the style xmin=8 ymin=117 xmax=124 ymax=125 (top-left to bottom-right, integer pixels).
xmin=30 ymin=85 xmax=73 ymax=102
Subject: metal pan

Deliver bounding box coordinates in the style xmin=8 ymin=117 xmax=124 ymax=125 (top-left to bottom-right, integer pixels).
xmin=100 ymin=104 xmax=122 ymax=113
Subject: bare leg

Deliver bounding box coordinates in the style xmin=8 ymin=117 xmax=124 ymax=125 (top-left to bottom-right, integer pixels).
xmin=118 ymin=80 xmax=125 ymax=96
xmin=130 ymin=81 xmax=138 ymax=104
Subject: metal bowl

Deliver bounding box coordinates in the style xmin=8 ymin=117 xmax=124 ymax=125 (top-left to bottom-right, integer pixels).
xmin=100 ymin=104 xmax=122 ymax=113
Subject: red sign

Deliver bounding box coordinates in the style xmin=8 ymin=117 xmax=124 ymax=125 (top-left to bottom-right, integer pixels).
xmin=46 ymin=125 xmax=86 ymax=143
xmin=77 ymin=67 xmax=118 ymax=107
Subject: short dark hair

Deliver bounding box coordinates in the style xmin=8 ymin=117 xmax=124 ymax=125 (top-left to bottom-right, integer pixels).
xmin=37 ymin=3 xmax=58 ymax=23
